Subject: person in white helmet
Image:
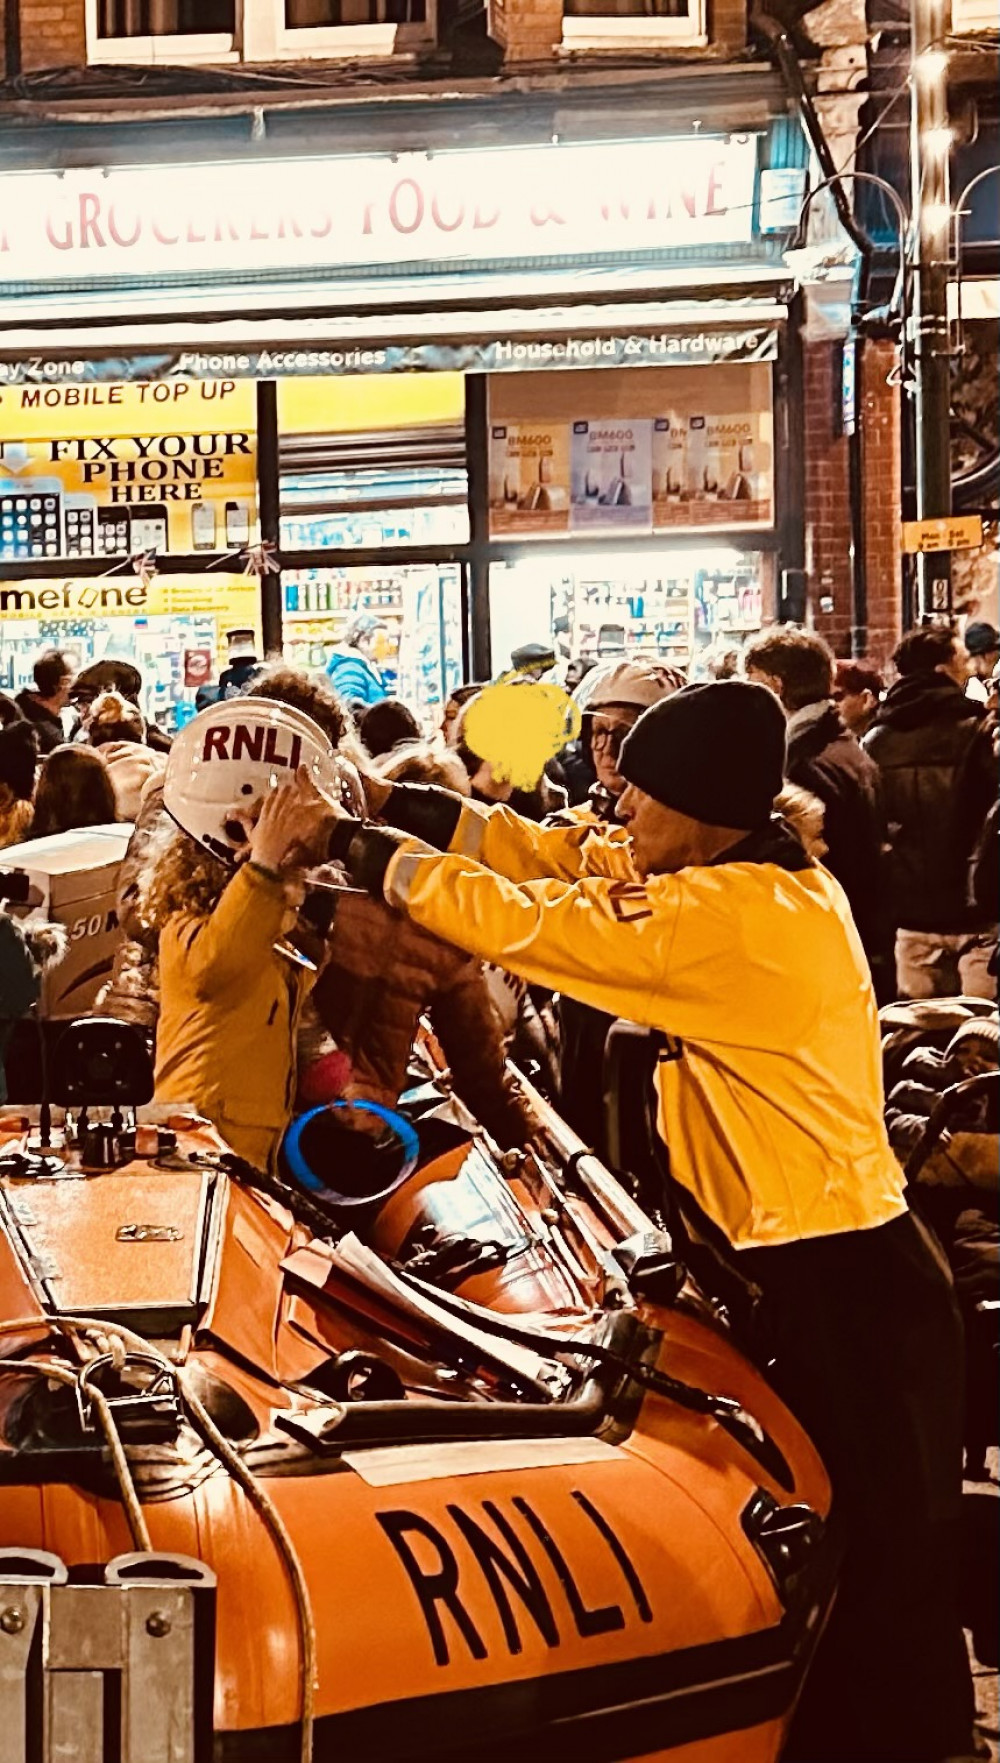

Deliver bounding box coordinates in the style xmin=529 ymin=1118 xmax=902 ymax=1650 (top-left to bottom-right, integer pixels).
xmin=136 ymin=699 xmax=340 ymax=1171
xmin=552 ymin=661 xmax=686 ymax=828
xmin=548 ymin=661 xmax=685 ymax=1152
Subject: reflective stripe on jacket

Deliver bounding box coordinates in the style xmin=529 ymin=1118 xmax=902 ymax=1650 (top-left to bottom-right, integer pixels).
xmin=380 ymin=800 xmax=907 ymax=1250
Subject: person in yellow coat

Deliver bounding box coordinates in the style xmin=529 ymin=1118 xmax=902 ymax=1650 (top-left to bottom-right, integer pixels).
xmin=139 ymin=699 xmax=344 ymax=1173
xmin=328 ymin=680 xmax=974 ymax=1763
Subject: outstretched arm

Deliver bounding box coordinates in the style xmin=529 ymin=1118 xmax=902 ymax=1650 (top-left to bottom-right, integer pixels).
xmin=373 ymin=783 xmax=636 ymax=884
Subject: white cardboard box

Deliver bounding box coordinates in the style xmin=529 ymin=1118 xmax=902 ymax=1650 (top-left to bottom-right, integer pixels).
xmin=0 ymin=824 xmax=133 ymax=1019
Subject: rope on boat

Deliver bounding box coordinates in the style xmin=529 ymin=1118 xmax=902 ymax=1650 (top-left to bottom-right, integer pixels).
xmin=0 ymin=1314 xmax=317 ymax=1763
xmin=0 ymin=1353 xmax=151 ymax=1552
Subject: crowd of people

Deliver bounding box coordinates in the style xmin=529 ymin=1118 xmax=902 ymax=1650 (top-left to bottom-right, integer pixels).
xmin=1 ymin=620 xmax=997 ymax=1089
xmin=0 ymin=611 xmax=996 ymax=1759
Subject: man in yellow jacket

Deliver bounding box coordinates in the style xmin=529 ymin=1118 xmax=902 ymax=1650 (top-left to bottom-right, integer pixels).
xmin=329 ymin=679 xmax=973 ymax=1763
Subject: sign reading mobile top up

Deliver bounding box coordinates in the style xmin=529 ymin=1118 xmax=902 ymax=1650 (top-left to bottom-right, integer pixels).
xmin=0 ymin=136 xmax=758 ymax=284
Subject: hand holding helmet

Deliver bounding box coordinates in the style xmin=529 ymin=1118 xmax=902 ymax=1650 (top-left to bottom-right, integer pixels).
xmin=248 ymin=768 xmax=337 ymax=875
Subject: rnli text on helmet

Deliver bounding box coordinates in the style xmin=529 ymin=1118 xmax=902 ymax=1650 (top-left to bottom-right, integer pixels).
xmin=202 ymin=723 xmax=303 ymax=769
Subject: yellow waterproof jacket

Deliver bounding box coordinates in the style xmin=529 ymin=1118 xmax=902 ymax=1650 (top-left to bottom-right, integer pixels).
xmin=155 ymin=863 xmax=309 ymax=1172
xmin=380 ymin=801 xmax=907 ymax=1250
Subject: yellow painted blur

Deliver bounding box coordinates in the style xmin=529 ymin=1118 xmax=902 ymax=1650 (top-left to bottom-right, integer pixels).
xmin=463 ymin=675 xmax=581 ymax=790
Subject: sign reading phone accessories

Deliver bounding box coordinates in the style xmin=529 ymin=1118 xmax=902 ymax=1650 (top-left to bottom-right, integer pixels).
xmin=0 ymin=138 xmax=758 ymax=290
xmin=0 ymin=328 xmax=779 ymax=389
xmin=0 ymin=381 xmax=256 ymax=560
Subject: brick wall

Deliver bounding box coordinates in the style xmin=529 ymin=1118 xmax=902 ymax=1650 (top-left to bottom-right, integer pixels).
xmin=708 ymin=0 xmax=746 ymax=56
xmin=486 ymin=0 xmax=562 ymax=60
xmin=6 ymin=0 xmax=87 ymax=73
xmin=801 ymin=336 xmax=902 ymax=666
xmin=802 ymin=338 xmax=853 ymax=655
xmin=860 ymin=337 xmax=902 ymax=668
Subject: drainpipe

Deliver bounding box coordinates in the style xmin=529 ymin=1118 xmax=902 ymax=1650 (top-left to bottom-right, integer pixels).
xmin=5 ymin=0 xmax=22 ymax=79
xmin=752 ymin=9 xmax=874 ymax=656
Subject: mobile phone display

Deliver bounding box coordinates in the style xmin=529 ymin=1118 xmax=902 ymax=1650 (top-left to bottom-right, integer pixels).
xmin=129 ymin=506 xmax=169 ymax=553
xmin=192 ymin=501 xmax=217 ymax=551
xmin=97 ymin=506 xmax=131 ymax=555
xmin=225 ymin=500 xmax=250 ymax=547
xmin=0 ymin=487 xmax=61 ymax=559
xmin=63 ymin=495 xmax=98 ymax=557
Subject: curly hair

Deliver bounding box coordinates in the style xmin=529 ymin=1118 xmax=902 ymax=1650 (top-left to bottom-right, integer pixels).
xmin=242 ymin=663 xmax=352 ymax=748
xmin=0 ymin=791 xmax=33 ymax=851
xmin=137 ymin=820 xmax=231 ymax=930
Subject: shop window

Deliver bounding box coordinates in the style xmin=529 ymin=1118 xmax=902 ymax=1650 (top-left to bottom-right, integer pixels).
xmin=279 ymin=424 xmax=468 ymax=551
xmin=282 ymin=563 xmax=463 ymax=729
xmin=488 ymin=550 xmax=772 ymax=682
xmin=563 ymin=0 xmax=706 ymax=48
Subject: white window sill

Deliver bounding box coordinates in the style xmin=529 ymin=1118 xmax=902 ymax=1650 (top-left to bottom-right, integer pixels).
xmin=949 ymin=0 xmax=998 ymax=27
xmin=270 ymin=24 xmax=429 ymax=57
xmin=89 ymin=33 xmax=238 ymax=64
xmin=561 ymin=16 xmax=706 ymax=49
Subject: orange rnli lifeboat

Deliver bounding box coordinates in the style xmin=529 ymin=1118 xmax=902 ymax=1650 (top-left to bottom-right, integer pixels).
xmin=0 ymin=1020 xmax=835 ymax=1763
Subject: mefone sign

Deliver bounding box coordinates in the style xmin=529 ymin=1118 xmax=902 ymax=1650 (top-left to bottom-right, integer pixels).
xmin=0 ymin=136 xmax=758 ymax=284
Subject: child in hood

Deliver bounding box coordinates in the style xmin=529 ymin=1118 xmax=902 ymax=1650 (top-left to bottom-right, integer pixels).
xmin=85 ymin=690 xmax=166 ymax=822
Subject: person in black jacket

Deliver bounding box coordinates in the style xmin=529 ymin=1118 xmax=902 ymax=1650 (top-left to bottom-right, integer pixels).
xmin=864 ymin=625 xmax=997 ymax=1000
xmin=746 ymin=628 xmax=891 ymax=997
xmin=15 ymin=650 xmax=75 ymax=755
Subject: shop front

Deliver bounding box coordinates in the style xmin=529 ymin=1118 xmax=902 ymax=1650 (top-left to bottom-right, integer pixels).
xmin=0 ymin=81 xmax=832 ymax=712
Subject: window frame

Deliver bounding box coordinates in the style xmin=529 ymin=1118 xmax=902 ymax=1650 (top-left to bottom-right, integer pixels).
xmin=85 ymin=0 xmax=237 ymax=61
xmin=265 ymin=0 xmax=436 ymax=59
xmin=561 ymin=0 xmax=707 ymax=50
xmin=84 ymin=0 xmax=435 ymax=65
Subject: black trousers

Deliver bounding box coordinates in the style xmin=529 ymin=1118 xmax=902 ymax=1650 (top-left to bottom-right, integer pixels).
xmin=737 ymin=1212 xmax=974 ymax=1763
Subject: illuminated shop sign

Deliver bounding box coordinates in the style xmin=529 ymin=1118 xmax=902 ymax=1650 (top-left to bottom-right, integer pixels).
xmin=0 ymin=382 xmax=256 ymax=559
xmin=0 ymin=136 xmax=759 ymax=284
xmin=0 ymin=327 xmax=778 ymax=388
xmin=0 ymin=573 xmax=259 ymax=627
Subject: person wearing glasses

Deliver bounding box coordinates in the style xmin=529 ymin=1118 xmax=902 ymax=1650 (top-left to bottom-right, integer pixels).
xmin=552 ymin=661 xmax=685 ymax=828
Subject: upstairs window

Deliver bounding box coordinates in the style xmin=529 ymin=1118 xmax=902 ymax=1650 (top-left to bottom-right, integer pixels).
xmin=285 ymin=1 xmax=427 ymax=20
xmin=276 ymin=0 xmax=434 ymax=52
xmin=89 ymin=0 xmax=237 ymax=59
xmin=563 ymin=0 xmax=706 ymax=48
xmin=98 ymin=0 xmax=235 ymax=31
xmin=87 ymin=0 xmax=433 ymax=63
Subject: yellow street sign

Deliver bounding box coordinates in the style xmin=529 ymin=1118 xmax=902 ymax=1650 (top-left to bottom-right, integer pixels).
xmin=901 ymin=514 xmax=984 ymax=554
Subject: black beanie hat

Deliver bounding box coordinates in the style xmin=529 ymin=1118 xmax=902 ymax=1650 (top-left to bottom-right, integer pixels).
xmin=0 ymin=720 xmax=38 ymax=801
xmin=618 ymin=680 xmax=786 ymax=829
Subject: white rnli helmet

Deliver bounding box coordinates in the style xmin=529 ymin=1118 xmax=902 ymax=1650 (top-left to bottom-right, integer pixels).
xmin=163 ymin=699 xmax=346 ymax=863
